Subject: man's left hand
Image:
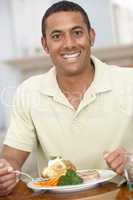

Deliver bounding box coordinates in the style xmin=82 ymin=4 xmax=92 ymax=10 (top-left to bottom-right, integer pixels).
xmin=103 ymin=147 xmax=127 ymax=175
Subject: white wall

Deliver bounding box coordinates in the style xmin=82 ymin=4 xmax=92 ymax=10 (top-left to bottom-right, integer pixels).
xmin=0 ymin=0 xmax=14 ymax=60
xmin=0 ymin=0 xmax=115 ymax=60
xmin=71 ymin=0 xmax=115 ymax=48
xmin=11 ymin=0 xmax=52 ymax=57
xmin=0 ymin=63 xmax=21 ymax=130
xmin=0 ymin=0 xmax=54 ymax=60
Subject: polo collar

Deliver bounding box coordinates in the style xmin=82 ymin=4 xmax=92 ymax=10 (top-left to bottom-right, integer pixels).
xmin=87 ymin=55 xmax=112 ymax=95
xmin=39 ymin=67 xmax=60 ymax=97
xmin=39 ymin=55 xmax=112 ymax=97
xmin=39 ymin=67 xmax=73 ymax=108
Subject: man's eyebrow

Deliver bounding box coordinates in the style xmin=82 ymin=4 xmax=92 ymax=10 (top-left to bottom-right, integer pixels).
xmin=49 ymin=26 xmax=84 ymax=35
xmin=71 ymin=26 xmax=84 ymax=31
xmin=50 ymin=30 xmax=62 ymax=35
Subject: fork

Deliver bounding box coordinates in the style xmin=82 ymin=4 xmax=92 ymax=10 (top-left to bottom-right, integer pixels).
xmin=13 ymin=170 xmax=49 ymax=182
xmin=13 ymin=170 xmax=34 ymax=181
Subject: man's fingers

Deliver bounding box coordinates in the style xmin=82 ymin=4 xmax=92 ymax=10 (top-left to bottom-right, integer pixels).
xmin=0 ymin=159 xmax=14 ymax=176
xmin=0 ymin=180 xmax=18 ymax=196
xmin=104 ymin=147 xmax=126 ymax=162
xmin=0 ymin=159 xmax=17 ymax=196
xmin=115 ymin=164 xmax=125 ymax=175
xmin=0 ymin=177 xmax=17 ymax=190
xmin=0 ymin=166 xmax=13 ymax=176
xmin=0 ymin=173 xmax=17 ymax=184
xmin=105 ymin=153 xmax=124 ymax=168
xmin=7 ymin=179 xmax=19 ymax=191
xmin=103 ymin=147 xmax=126 ymax=175
xmin=108 ymin=156 xmax=124 ymax=175
xmin=110 ymin=155 xmax=123 ymax=169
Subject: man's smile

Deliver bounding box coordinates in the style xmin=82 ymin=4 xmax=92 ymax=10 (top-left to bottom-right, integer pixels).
xmin=61 ymin=51 xmax=81 ymax=61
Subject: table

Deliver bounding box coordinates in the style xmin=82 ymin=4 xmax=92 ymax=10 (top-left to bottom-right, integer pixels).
xmin=0 ymin=181 xmax=132 ymax=200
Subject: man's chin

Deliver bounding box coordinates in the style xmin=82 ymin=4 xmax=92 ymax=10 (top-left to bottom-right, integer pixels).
xmin=62 ymin=68 xmax=84 ymax=77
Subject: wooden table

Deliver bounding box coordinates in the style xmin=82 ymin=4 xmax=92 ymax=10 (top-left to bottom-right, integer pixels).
xmin=0 ymin=181 xmax=132 ymax=200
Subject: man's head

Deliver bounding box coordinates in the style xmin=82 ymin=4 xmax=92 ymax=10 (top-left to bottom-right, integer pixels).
xmin=42 ymin=1 xmax=91 ymax=38
xmin=41 ymin=1 xmax=95 ymax=76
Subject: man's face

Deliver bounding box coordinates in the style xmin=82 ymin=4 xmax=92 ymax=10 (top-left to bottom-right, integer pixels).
xmin=42 ymin=11 xmax=95 ymax=76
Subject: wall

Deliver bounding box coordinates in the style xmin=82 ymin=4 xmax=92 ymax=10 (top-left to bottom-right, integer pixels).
xmin=10 ymin=0 xmax=52 ymax=58
xmin=0 ymin=0 xmax=115 ymax=60
xmin=71 ymin=0 xmax=115 ymax=48
xmin=0 ymin=0 xmax=14 ymax=60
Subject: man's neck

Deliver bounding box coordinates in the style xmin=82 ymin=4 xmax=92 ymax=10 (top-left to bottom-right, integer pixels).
xmin=56 ymin=62 xmax=95 ymax=109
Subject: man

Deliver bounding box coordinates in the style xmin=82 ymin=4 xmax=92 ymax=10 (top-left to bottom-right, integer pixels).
xmin=0 ymin=1 xmax=132 ymax=196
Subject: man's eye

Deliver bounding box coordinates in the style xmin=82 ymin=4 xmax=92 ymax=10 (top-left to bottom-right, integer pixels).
xmin=51 ymin=34 xmax=61 ymax=40
xmin=73 ymin=30 xmax=83 ymax=37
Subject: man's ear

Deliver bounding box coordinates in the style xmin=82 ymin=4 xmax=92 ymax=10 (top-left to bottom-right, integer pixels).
xmin=41 ymin=37 xmax=49 ymax=54
xmin=89 ymin=28 xmax=96 ymax=47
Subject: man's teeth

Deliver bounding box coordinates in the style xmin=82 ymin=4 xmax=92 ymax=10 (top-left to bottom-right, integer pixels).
xmin=63 ymin=52 xmax=80 ymax=59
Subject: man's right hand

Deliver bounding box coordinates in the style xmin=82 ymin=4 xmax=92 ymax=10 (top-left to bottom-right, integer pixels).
xmin=0 ymin=158 xmax=19 ymax=196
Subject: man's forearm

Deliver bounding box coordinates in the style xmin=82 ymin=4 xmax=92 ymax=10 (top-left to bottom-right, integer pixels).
xmin=2 ymin=155 xmax=22 ymax=171
xmin=1 ymin=145 xmax=30 ymax=171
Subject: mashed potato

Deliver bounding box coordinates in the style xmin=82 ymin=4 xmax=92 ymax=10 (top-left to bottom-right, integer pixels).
xmin=42 ymin=157 xmax=76 ymax=178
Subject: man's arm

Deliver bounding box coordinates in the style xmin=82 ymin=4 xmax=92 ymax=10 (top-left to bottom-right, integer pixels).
xmin=0 ymin=145 xmax=30 ymax=196
xmin=1 ymin=145 xmax=30 ymax=170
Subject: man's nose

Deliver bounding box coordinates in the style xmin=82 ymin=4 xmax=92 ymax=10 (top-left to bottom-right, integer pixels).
xmin=63 ymin=34 xmax=75 ymax=48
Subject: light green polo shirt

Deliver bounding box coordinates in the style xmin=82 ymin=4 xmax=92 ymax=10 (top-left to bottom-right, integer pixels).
xmin=4 ymin=56 xmax=133 ymax=175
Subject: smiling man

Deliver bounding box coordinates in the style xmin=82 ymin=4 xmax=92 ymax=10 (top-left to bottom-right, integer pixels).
xmin=42 ymin=10 xmax=94 ymax=76
xmin=41 ymin=5 xmax=95 ymax=109
xmin=0 ymin=1 xmax=133 ymax=196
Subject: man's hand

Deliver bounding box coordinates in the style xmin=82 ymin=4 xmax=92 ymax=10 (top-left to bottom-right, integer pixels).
xmin=103 ymin=147 xmax=127 ymax=175
xmin=0 ymin=159 xmax=19 ymax=196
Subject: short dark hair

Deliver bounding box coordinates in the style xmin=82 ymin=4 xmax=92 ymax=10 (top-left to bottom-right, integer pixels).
xmin=41 ymin=0 xmax=91 ymax=37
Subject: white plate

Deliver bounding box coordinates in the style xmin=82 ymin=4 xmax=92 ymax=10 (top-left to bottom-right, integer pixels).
xmin=27 ymin=169 xmax=116 ymax=193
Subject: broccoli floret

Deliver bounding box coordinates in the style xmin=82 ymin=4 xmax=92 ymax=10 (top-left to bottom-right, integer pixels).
xmin=58 ymin=170 xmax=83 ymax=186
xmin=65 ymin=170 xmax=76 ymax=177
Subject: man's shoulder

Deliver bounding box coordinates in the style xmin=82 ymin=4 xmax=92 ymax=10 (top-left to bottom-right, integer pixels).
xmin=92 ymin=56 xmax=133 ymax=80
xmin=106 ymin=65 xmax=133 ymax=94
xmin=22 ymin=74 xmax=46 ymax=87
xmin=109 ymin=64 xmax=133 ymax=81
xmin=93 ymin=56 xmax=133 ymax=83
xmin=18 ymin=69 xmax=53 ymax=91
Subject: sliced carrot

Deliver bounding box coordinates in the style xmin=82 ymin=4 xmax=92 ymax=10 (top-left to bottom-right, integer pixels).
xmin=34 ymin=177 xmax=59 ymax=187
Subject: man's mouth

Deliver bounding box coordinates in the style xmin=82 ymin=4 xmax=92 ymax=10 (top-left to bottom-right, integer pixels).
xmin=62 ymin=51 xmax=81 ymax=60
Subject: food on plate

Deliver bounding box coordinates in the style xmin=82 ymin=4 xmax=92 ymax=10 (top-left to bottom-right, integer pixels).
xmin=77 ymin=169 xmax=100 ymax=181
xmin=34 ymin=177 xmax=59 ymax=186
xmin=42 ymin=157 xmax=76 ymax=178
xmin=58 ymin=169 xmax=83 ymax=186
xmin=34 ymin=169 xmax=83 ymax=187
xmin=33 ymin=157 xmax=100 ymax=187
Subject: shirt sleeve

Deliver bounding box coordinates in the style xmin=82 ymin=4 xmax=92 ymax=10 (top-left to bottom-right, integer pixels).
xmin=4 ymin=84 xmax=36 ymax=152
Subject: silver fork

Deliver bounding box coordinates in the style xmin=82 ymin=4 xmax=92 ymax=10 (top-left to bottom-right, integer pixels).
xmin=13 ymin=170 xmax=34 ymax=181
xmin=13 ymin=170 xmax=49 ymax=182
